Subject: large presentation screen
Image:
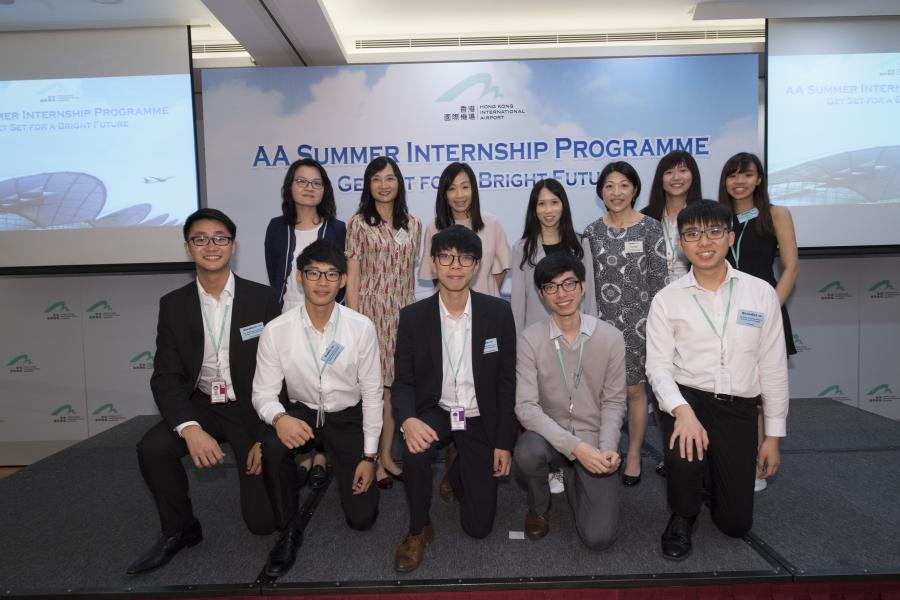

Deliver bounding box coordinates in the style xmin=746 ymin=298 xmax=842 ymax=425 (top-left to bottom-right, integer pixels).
xmin=768 ymin=18 xmax=900 ymax=249
xmin=0 ymin=28 xmax=199 ymax=270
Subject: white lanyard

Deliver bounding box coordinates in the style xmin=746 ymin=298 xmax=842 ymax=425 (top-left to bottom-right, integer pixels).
xmin=441 ymin=315 xmax=470 ymax=406
xmin=301 ymin=306 xmax=341 ymax=427
xmin=554 ymin=335 xmax=585 ymax=431
xmin=692 ymin=279 xmax=734 ymax=366
xmin=200 ymin=299 xmax=230 ymax=378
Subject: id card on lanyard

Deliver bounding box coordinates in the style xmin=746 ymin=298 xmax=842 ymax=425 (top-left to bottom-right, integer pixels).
xmin=554 ymin=335 xmax=585 ymax=434
xmin=692 ymin=279 xmax=734 ymax=396
xmin=441 ymin=316 xmax=470 ymax=431
xmin=302 ymin=306 xmax=342 ymax=427
xmin=200 ymin=299 xmax=231 ymax=404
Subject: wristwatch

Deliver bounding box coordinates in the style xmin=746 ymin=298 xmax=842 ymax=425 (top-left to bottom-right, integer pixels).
xmin=361 ymin=453 xmax=378 ymax=463
xmin=271 ymin=412 xmax=287 ymax=426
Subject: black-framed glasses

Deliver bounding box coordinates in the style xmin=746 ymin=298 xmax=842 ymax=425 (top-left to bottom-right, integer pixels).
xmin=293 ymin=177 xmax=324 ymax=190
xmin=680 ymin=226 xmax=730 ymax=243
xmin=302 ymin=269 xmax=341 ymax=282
xmin=435 ymin=252 xmax=476 ymax=267
xmin=540 ymin=278 xmax=581 ymax=295
xmin=188 ymin=235 xmax=233 ymax=247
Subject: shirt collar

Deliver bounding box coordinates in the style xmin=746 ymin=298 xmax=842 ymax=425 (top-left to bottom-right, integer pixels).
xmin=196 ymin=271 xmax=235 ymax=301
xmin=679 ymin=262 xmax=740 ymax=291
xmin=438 ymin=292 xmax=472 ymax=322
xmin=548 ymin=312 xmax=596 ymax=341
xmin=301 ymin=302 xmax=340 ymax=333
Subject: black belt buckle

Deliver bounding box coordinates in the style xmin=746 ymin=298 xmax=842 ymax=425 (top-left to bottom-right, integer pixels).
xmin=713 ymin=393 xmax=734 ymax=402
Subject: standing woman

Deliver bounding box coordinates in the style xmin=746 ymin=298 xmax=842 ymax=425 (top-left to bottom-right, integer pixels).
xmin=264 ymin=158 xmax=346 ymax=487
xmin=419 ymin=162 xmax=511 ymax=296
xmin=643 ymin=150 xmax=704 ymax=284
xmin=511 ymin=178 xmax=596 ymax=332
xmin=265 ymin=158 xmax=347 ymax=313
xmin=719 ymin=152 xmax=799 ymax=491
xmin=583 ymin=161 xmax=668 ymax=486
xmin=345 ymin=157 xmax=421 ymax=487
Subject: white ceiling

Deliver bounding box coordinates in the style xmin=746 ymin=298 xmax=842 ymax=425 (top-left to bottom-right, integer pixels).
xmin=0 ymin=0 xmax=897 ymax=67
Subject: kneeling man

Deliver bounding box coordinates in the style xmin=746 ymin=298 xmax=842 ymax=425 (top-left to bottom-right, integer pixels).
xmin=392 ymin=225 xmax=517 ymax=573
xmin=514 ymin=253 xmax=626 ymax=549
xmin=252 ymin=239 xmax=382 ymax=576
xmin=646 ymin=200 xmax=788 ymax=560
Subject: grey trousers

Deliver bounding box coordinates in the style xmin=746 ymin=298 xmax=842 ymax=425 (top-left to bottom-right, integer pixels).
xmin=514 ymin=431 xmax=620 ymax=550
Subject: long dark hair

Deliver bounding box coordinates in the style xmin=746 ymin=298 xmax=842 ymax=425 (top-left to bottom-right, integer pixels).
xmin=280 ymin=158 xmax=337 ymax=226
xmin=434 ymin=162 xmax=484 ymax=232
xmin=357 ymin=157 xmax=410 ymax=230
xmin=519 ymin=178 xmax=584 ymax=269
xmin=718 ymin=152 xmax=775 ymax=237
xmin=643 ymin=151 xmax=703 ymax=220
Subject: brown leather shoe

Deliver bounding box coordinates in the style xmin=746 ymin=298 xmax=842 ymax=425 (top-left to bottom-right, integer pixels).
xmin=524 ymin=511 xmax=549 ymax=540
xmin=393 ymin=523 xmax=434 ymax=573
xmin=439 ymin=445 xmax=457 ymax=503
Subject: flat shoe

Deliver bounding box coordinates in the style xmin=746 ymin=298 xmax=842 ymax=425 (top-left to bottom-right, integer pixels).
xmin=622 ymin=472 xmax=642 ymax=487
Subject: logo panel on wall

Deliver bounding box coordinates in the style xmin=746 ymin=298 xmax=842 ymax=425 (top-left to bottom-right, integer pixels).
xmin=436 ymin=73 xmax=525 ymax=122
xmin=867 ymin=279 xmax=899 ymax=300
xmin=86 ymin=300 xmax=120 ymax=319
xmin=43 ymin=301 xmax=77 ymax=320
xmin=129 ymin=351 xmax=154 ymax=370
xmin=7 ymin=354 xmax=40 ymax=373
xmin=92 ymin=403 xmax=126 ymax=424
xmin=51 ymin=404 xmax=84 ymax=424
xmin=865 ymin=384 xmax=898 ymax=404
xmin=818 ymin=281 xmax=852 ymax=301
xmin=816 ymin=384 xmax=852 ymax=404
xmin=792 ymin=333 xmax=811 ymax=353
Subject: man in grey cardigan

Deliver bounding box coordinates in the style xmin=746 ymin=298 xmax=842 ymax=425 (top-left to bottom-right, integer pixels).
xmin=514 ymin=252 xmax=627 ymax=549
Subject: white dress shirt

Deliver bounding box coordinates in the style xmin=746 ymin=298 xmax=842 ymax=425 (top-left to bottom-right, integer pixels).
xmin=645 ymin=263 xmax=789 ymax=437
xmin=175 ymin=273 xmax=236 ymax=437
xmin=252 ymin=303 xmax=383 ymax=454
xmin=438 ymin=293 xmax=479 ymax=417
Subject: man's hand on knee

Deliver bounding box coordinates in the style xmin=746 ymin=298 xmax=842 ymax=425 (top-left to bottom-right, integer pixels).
xmin=182 ymin=425 xmax=225 ymax=468
xmin=670 ymin=405 xmax=709 ymax=462
xmin=402 ymin=417 xmax=438 ymax=454
xmin=274 ymin=415 xmax=314 ymax=449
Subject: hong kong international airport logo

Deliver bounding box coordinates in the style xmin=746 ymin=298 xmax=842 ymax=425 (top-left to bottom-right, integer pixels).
xmin=86 ymin=299 xmax=120 ymax=319
xmin=43 ymin=301 xmax=77 ymax=320
xmin=818 ymin=281 xmax=852 ymax=301
xmin=130 ymin=351 xmax=154 ymax=370
xmin=92 ymin=403 xmax=126 ymax=423
xmin=7 ymin=353 xmax=40 ymax=373
xmin=866 ymin=384 xmax=898 ymax=404
xmin=436 ymin=73 xmax=525 ymax=122
xmin=51 ymin=404 xmax=83 ymax=424
xmin=868 ymin=279 xmax=899 ymax=300
xmin=817 ymin=384 xmax=851 ymax=404
xmin=792 ymin=334 xmax=810 ymax=353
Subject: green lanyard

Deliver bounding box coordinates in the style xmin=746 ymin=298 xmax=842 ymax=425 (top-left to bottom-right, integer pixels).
xmin=661 ymin=214 xmax=679 ymax=261
xmin=692 ymin=278 xmax=734 ymax=366
xmin=554 ymin=335 xmax=585 ymax=430
xmin=729 ymin=223 xmax=748 ymax=268
xmin=440 ymin=315 xmax=470 ymax=404
xmin=200 ymin=299 xmax=231 ymax=378
xmin=301 ymin=305 xmax=341 ymax=426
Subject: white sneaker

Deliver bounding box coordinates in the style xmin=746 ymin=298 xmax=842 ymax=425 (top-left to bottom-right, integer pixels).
xmin=754 ymin=477 xmax=767 ymax=492
xmin=548 ymin=470 xmax=565 ymax=494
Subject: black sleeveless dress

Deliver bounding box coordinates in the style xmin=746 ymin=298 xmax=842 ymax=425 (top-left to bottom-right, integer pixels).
xmin=728 ymin=216 xmax=797 ymax=356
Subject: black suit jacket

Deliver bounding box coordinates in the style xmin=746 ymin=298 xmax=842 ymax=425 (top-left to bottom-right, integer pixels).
xmin=392 ymin=291 xmax=518 ymax=451
xmin=150 ymin=274 xmax=280 ymax=441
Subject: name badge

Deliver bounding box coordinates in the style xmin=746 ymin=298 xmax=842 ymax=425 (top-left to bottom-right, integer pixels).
xmin=321 ymin=341 xmax=344 ymax=365
xmin=736 ymin=309 xmax=764 ymax=328
xmin=483 ymin=338 xmax=498 ymax=354
xmin=394 ymin=228 xmax=410 ymax=245
xmin=450 ymin=407 xmax=467 ymax=431
xmin=210 ymin=380 xmax=228 ymax=404
xmin=624 ymin=240 xmax=643 ymax=254
xmin=240 ymin=322 xmax=264 ymax=341
xmin=737 ymin=207 xmax=760 ymax=224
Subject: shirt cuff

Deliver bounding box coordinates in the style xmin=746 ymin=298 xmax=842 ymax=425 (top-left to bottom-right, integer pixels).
xmin=763 ymin=416 xmax=786 ymax=438
xmin=363 ymin=434 xmax=379 ymax=456
xmin=175 ymin=421 xmax=200 ymax=437
xmin=257 ymin=401 xmax=286 ymax=426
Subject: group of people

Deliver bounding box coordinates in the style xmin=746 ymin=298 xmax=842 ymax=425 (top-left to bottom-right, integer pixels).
xmin=127 ymin=149 xmax=795 ymax=577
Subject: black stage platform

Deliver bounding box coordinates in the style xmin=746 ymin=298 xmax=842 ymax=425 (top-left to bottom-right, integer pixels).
xmin=1 ymin=398 xmax=899 ymax=599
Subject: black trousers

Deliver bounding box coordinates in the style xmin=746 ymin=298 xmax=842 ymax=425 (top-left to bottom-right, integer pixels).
xmin=136 ymin=392 xmax=275 ymax=536
xmin=261 ymin=402 xmax=378 ymax=531
xmin=403 ymin=406 xmax=498 ymax=539
xmin=660 ymin=385 xmax=759 ymax=538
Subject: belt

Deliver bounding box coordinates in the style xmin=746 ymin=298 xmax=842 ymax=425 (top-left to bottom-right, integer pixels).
xmin=678 ymin=384 xmax=760 ymax=404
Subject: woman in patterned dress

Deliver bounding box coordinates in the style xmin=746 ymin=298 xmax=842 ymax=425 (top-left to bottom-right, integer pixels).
xmin=345 ymin=157 xmax=422 ymax=487
xmin=583 ymin=161 xmax=668 ymax=486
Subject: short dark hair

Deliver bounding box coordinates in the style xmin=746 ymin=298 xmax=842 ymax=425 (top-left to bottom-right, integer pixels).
xmin=677 ymin=199 xmax=733 ymax=232
xmin=297 ymin=239 xmax=347 ymax=274
xmin=280 ymin=158 xmax=337 ymax=226
xmin=183 ymin=208 xmax=236 ymax=241
xmin=533 ymin=252 xmax=586 ymax=290
xmin=430 ymin=224 xmax=482 ymax=260
xmin=597 ymin=161 xmax=642 ymax=206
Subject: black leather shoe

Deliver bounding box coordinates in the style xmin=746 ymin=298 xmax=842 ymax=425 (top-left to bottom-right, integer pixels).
xmin=622 ymin=472 xmax=642 ymax=487
xmin=265 ymin=528 xmax=303 ymax=578
xmin=309 ymin=464 xmax=329 ymax=489
xmin=661 ymin=514 xmax=697 ymax=561
xmin=126 ymin=520 xmax=203 ymax=574
xmin=655 ymin=461 xmax=666 ymax=478
xmin=296 ymin=465 xmax=310 ymax=488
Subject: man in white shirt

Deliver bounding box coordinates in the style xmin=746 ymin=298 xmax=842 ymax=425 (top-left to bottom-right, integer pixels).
xmin=128 ymin=209 xmax=279 ymax=575
xmin=646 ymin=200 xmax=788 ymax=560
xmin=514 ymin=253 xmax=626 ymax=548
xmin=252 ymin=239 xmax=383 ymax=577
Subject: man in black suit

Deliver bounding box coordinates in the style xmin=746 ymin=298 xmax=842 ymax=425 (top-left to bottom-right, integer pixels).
xmin=391 ymin=225 xmax=517 ymax=573
xmin=127 ymin=208 xmax=279 ymax=575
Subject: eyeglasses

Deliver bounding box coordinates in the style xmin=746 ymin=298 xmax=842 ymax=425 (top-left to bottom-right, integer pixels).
xmin=680 ymin=226 xmax=730 ymax=243
xmin=540 ymin=278 xmax=581 ymax=295
xmin=188 ymin=235 xmax=233 ymax=246
xmin=435 ymin=253 xmax=476 ymax=267
xmin=293 ymin=177 xmax=324 ymax=190
xmin=302 ymin=269 xmax=341 ymax=282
